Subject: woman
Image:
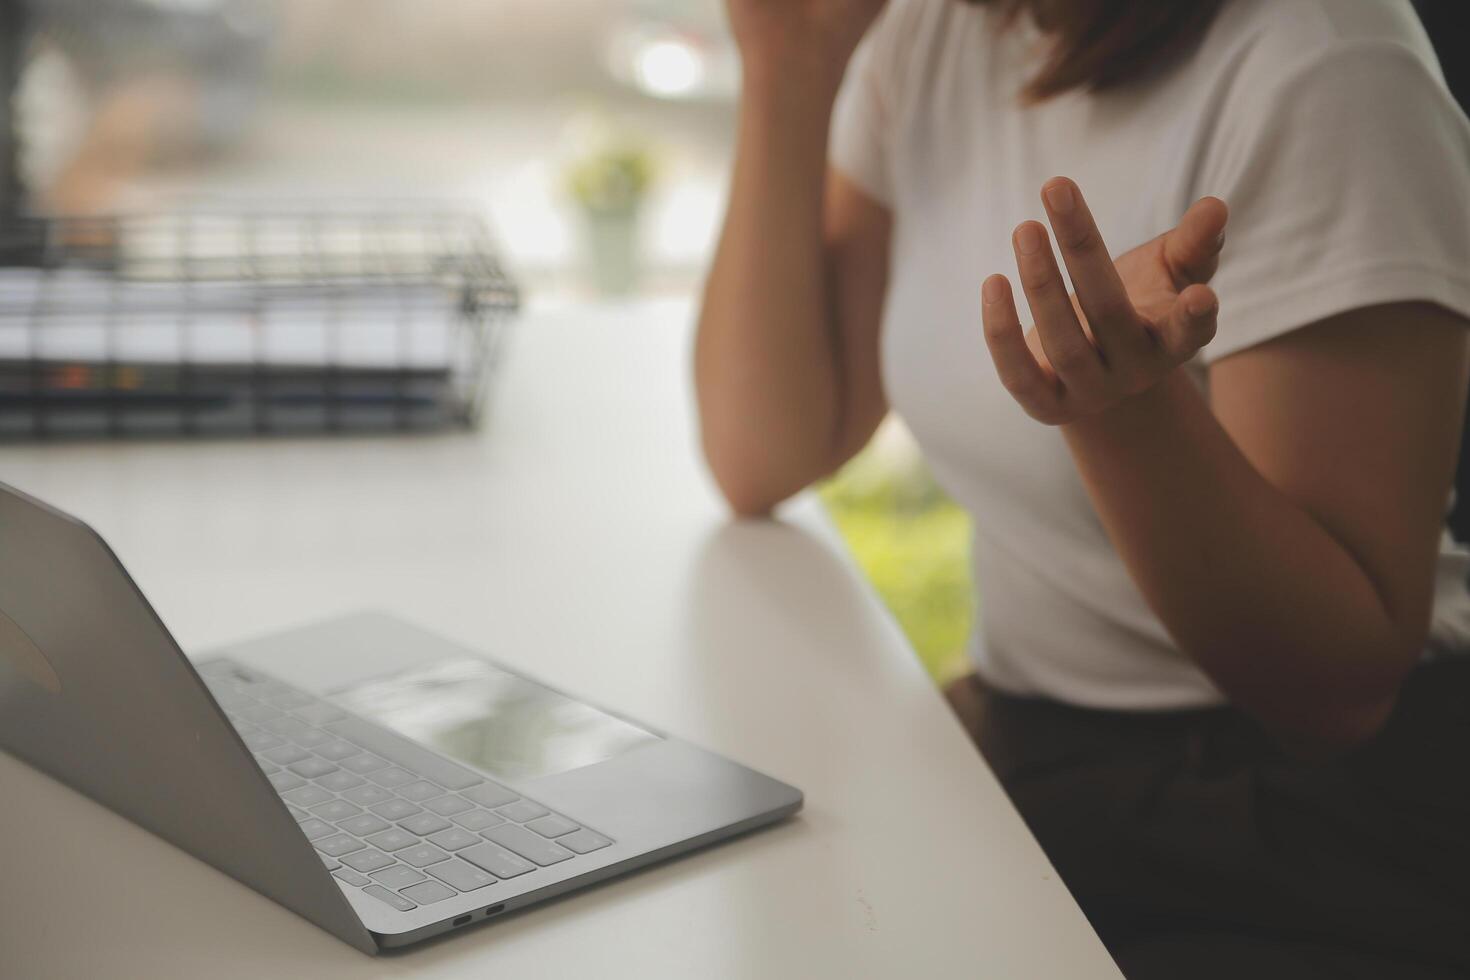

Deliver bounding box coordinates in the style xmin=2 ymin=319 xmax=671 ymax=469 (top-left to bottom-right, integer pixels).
xmin=695 ymin=0 xmax=1470 ymax=975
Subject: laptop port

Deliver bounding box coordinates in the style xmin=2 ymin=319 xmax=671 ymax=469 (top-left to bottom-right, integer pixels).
xmin=483 ymin=904 xmax=505 ymax=917
xmin=453 ymin=915 xmax=472 ymax=926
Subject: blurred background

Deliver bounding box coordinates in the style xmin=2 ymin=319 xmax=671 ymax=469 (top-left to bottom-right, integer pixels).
xmin=2 ymin=0 xmax=973 ymax=682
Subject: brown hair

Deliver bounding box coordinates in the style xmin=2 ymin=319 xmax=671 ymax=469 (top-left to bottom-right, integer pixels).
xmin=970 ymin=0 xmax=1228 ymax=102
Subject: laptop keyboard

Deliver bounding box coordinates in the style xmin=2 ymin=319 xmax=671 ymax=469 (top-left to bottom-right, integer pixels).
xmin=198 ymin=659 xmax=613 ymax=913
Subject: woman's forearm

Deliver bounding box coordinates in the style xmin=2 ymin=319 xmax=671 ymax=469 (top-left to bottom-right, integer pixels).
xmin=1061 ymin=370 xmax=1416 ymax=750
xmin=695 ymin=66 xmax=847 ymax=515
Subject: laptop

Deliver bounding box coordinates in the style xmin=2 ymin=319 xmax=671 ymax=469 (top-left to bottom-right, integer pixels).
xmin=0 ymin=482 xmax=803 ymax=954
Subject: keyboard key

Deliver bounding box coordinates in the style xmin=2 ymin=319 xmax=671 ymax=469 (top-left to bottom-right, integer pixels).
xmin=370 ymin=865 xmax=426 ymax=889
xmin=289 ymin=758 xmax=339 ymax=779
xmin=341 ymin=848 xmax=395 ymax=874
xmin=293 ymin=728 xmax=332 ymax=749
xmin=339 ymin=814 xmax=391 ymax=837
xmin=400 ymin=812 xmax=451 ymax=836
xmin=320 ymin=854 xmax=341 ymax=870
xmin=370 ymin=799 xmax=421 ymax=821
xmin=461 ymin=782 xmax=520 ymax=809
xmin=315 ymin=833 xmax=365 ymax=858
xmin=452 ymin=809 xmax=504 ymax=832
xmin=496 ymin=800 xmax=548 ymax=823
xmin=426 ymin=859 xmax=498 ymax=893
xmin=262 ymin=716 xmax=311 ymax=738
xmin=287 ymin=804 xmax=310 ymax=822
xmin=363 ymin=885 xmax=415 ymax=911
xmin=340 ymin=754 xmax=390 ymax=775
xmin=459 ymin=841 xmax=535 ymax=879
xmin=400 ymin=880 xmax=457 ymax=905
xmin=283 ymin=784 xmax=333 ymax=808
xmin=557 ymin=829 xmax=612 ymax=854
xmin=427 ymin=827 xmax=481 ymax=851
xmin=369 ymin=767 xmax=417 ymax=788
xmin=482 ymin=824 xmax=573 ymax=867
xmin=328 ymin=716 xmax=485 ymax=791
xmin=310 ymin=799 xmax=362 ymax=822
xmin=293 ymin=702 xmax=346 ymax=726
xmin=365 ymin=828 xmax=418 ymax=852
xmin=526 ymin=814 xmax=579 ymax=838
xmin=268 ymin=771 xmax=305 ymax=793
xmin=239 ymin=703 xmax=281 ymax=724
xmin=266 ymin=690 xmax=314 ymax=710
xmin=315 ymin=739 xmax=360 ymax=762
xmin=397 ymin=781 xmax=443 ymax=803
xmin=397 ymin=843 xmax=451 ymax=868
xmin=297 ymin=818 xmax=335 ymax=841
xmin=424 ymin=795 xmax=473 ymax=818
xmin=341 ymin=784 xmax=394 ymax=807
xmin=334 ymin=867 xmax=372 ymax=887
xmin=263 ymin=744 xmax=310 ymax=765
xmin=316 ymin=770 xmax=365 ymax=792
xmin=250 ymin=681 xmax=291 ymax=700
xmin=256 ymin=760 xmax=281 ymax=775
xmin=215 ymin=690 xmax=254 ymax=710
xmin=241 ymin=730 xmax=283 ymax=751
xmin=210 ymin=681 xmax=249 ymax=700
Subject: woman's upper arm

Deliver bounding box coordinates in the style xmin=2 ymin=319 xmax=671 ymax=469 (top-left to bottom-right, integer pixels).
xmin=822 ymin=167 xmax=893 ymax=472
xmin=1208 ymin=303 xmax=1470 ymax=652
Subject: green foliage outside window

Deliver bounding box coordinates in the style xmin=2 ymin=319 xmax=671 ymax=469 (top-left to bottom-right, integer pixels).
xmin=817 ymin=430 xmax=976 ymax=685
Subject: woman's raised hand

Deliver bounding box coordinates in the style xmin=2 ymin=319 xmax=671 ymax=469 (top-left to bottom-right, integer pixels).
xmin=724 ymin=0 xmax=889 ymax=84
xmin=981 ymin=178 xmax=1230 ymax=425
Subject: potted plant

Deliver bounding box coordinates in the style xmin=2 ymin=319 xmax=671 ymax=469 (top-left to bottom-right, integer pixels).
xmin=565 ymin=139 xmax=655 ymax=296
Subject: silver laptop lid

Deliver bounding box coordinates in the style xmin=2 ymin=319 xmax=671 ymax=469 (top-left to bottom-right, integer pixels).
xmin=0 ymin=482 xmax=376 ymax=954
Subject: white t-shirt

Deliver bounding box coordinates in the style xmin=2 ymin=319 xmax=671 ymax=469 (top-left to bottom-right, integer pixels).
xmin=830 ymin=0 xmax=1470 ymax=709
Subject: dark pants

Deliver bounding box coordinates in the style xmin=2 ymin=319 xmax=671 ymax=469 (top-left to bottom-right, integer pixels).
xmin=943 ymin=658 xmax=1470 ymax=979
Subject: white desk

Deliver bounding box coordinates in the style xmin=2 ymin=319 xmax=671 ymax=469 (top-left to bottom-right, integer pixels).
xmin=0 ymin=298 xmax=1120 ymax=978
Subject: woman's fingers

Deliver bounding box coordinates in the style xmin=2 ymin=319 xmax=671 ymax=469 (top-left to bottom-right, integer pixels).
xmin=987 ymin=183 xmax=1226 ymax=424
xmin=1160 ymin=283 xmax=1220 ymax=361
xmin=1039 ymin=178 xmax=1151 ymax=361
xmin=981 ymin=274 xmax=1063 ymax=422
xmin=1163 ymin=196 xmax=1230 ymax=287
xmin=1012 ymin=220 xmax=1106 ymax=401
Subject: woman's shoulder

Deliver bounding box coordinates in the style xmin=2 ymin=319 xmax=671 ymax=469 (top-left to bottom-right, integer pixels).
xmin=1205 ymin=0 xmax=1441 ymax=82
xmin=1192 ymin=0 xmax=1470 ymax=366
xmin=861 ymin=0 xmax=978 ymax=55
xmin=870 ymin=0 xmax=976 ymax=37
xmin=859 ymin=0 xmax=992 ymax=68
xmin=852 ymin=0 xmax=999 ymax=107
xmin=1191 ymin=0 xmax=1456 ymax=158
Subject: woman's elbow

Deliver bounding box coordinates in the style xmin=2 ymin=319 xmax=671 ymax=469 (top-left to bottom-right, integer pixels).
xmin=1292 ymin=628 xmax=1430 ymax=757
xmin=699 ymin=437 xmax=786 ymax=518
xmin=714 ymin=475 xmax=781 ymax=519
xmin=1274 ymin=689 xmax=1400 ymax=762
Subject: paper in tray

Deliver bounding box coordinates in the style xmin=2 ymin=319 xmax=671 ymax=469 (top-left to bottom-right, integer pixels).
xmin=0 ymin=268 xmax=474 ymax=371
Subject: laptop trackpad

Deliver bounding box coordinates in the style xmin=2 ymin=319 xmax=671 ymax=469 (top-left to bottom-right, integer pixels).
xmin=330 ymin=657 xmax=662 ymax=783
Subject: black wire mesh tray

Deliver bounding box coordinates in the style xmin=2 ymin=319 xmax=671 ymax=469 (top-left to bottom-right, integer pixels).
xmin=0 ymin=204 xmax=519 ymax=439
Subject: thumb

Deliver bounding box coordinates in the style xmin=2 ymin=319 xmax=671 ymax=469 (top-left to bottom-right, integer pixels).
xmin=1160 ymin=283 xmax=1220 ymax=362
xmin=1163 ymin=196 xmax=1229 ymax=288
